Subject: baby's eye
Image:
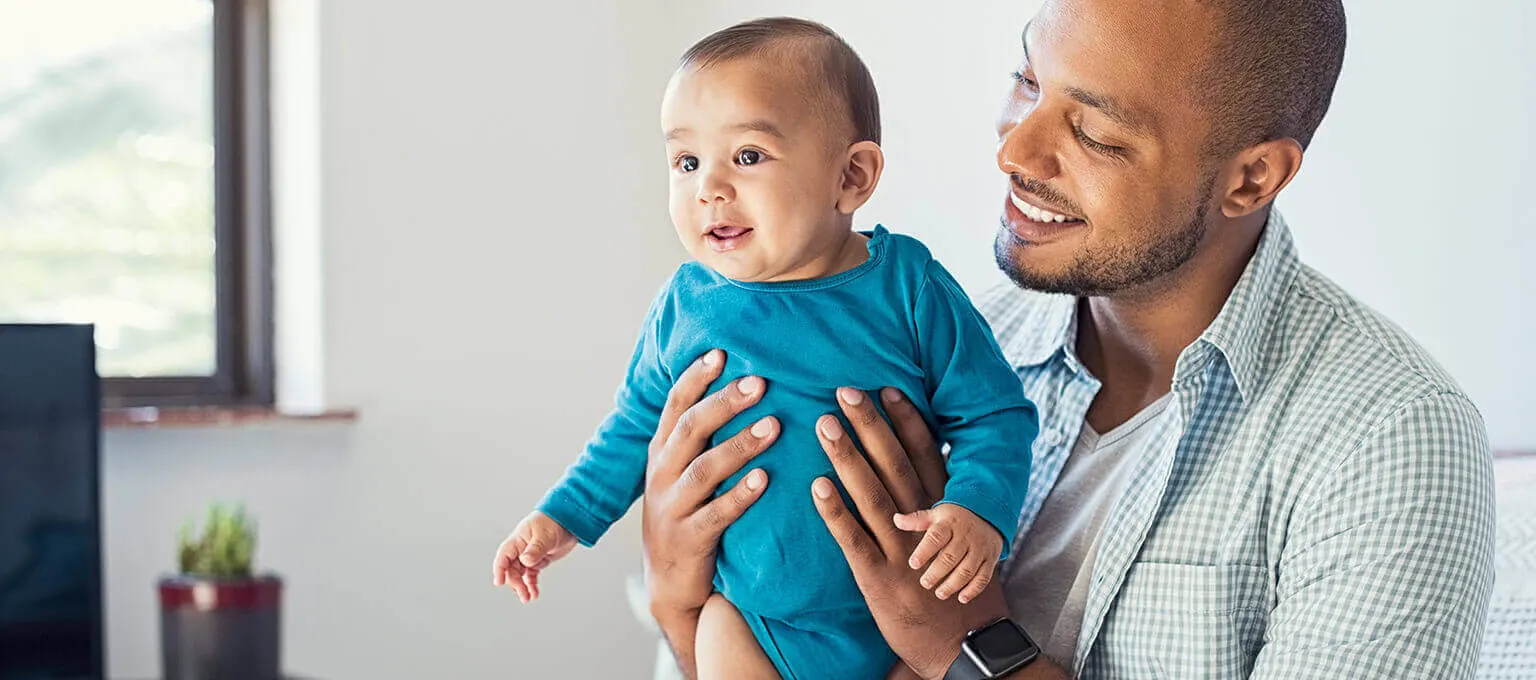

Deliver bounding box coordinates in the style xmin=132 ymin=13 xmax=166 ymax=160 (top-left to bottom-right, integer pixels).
xmin=736 ymin=149 xmax=764 ymax=166
xmin=678 ymin=155 xmax=699 ymax=172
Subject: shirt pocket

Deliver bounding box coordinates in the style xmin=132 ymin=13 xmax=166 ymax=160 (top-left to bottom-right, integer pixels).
xmin=1090 ymin=562 xmax=1270 ymax=679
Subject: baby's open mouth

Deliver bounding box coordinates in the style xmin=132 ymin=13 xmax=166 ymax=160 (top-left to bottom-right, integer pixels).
xmin=705 ymin=224 xmax=754 ymax=252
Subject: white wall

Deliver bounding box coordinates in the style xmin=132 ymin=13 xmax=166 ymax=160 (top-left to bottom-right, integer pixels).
xmin=102 ymin=2 xmax=1535 ymax=678
xmin=103 ymin=0 xmax=684 ymax=677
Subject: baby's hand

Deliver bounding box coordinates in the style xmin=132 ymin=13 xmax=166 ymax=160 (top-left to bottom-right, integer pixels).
xmin=893 ymin=504 xmax=1003 ymax=604
xmin=492 ymin=511 xmax=578 ymax=603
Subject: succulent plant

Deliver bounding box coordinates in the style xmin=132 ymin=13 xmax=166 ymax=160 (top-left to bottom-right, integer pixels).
xmin=177 ymin=503 xmax=256 ymax=578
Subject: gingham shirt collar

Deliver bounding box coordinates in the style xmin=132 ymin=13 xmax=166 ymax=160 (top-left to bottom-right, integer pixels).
xmin=998 ymin=209 xmax=1300 ymax=404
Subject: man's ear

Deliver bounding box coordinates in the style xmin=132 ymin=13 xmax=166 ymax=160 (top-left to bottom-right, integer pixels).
xmin=836 ymin=141 xmax=885 ymax=215
xmin=1218 ymin=137 xmax=1303 ymax=219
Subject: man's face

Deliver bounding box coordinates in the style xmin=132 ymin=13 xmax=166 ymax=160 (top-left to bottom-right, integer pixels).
xmin=661 ymin=59 xmax=850 ymax=283
xmin=994 ymin=0 xmax=1223 ymax=297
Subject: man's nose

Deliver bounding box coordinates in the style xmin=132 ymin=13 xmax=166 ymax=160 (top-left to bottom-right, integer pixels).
xmin=997 ymin=101 xmax=1061 ymax=182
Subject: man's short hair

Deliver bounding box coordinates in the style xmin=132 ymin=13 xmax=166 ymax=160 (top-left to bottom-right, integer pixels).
xmin=1198 ymin=0 xmax=1347 ymax=154
xmin=679 ymin=17 xmax=882 ymax=146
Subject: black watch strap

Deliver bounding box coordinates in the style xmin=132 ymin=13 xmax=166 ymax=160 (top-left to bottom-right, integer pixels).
xmin=944 ymin=617 xmax=1041 ymax=680
xmin=944 ymin=652 xmax=990 ymax=680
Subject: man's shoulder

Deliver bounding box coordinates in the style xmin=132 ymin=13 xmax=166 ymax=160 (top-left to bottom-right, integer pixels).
xmin=1255 ymin=264 xmax=1487 ymax=473
xmin=1275 ymin=264 xmax=1470 ymax=404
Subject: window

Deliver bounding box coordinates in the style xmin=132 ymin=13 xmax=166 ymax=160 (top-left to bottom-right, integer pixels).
xmin=0 ymin=0 xmax=273 ymax=407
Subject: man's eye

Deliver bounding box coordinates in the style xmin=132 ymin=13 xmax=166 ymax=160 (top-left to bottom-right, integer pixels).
xmin=678 ymin=155 xmax=699 ymax=172
xmin=1010 ymin=70 xmax=1038 ymax=90
xmin=736 ymin=149 xmax=763 ymax=165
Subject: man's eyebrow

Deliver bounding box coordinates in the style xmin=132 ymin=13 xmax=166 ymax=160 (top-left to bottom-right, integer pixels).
xmin=1019 ymin=19 xmax=1155 ymax=137
xmin=1064 ymin=87 xmax=1154 ymax=136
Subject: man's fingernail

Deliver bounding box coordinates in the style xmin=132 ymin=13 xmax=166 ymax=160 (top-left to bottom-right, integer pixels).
xmin=751 ymin=418 xmax=774 ymax=437
xmin=819 ymin=417 xmax=843 ymax=441
xmin=839 ymin=387 xmax=865 ymax=405
xmin=739 ymin=376 xmax=763 ymax=396
xmin=703 ymin=350 xmax=721 ymax=367
xmin=813 ymin=478 xmax=833 ymax=499
xmin=959 ymin=595 xmax=971 ymax=604
xmin=746 ymin=469 xmax=765 ymax=490
xmin=882 ymin=387 xmax=903 ymax=403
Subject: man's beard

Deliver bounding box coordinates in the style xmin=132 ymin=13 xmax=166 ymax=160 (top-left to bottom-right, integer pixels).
xmin=994 ymin=182 xmax=1213 ymax=298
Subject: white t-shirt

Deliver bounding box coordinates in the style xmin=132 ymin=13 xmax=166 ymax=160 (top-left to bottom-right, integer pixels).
xmin=1001 ymin=393 xmax=1176 ymax=667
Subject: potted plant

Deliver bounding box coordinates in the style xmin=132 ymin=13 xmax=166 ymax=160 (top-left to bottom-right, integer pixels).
xmin=158 ymin=504 xmax=283 ymax=680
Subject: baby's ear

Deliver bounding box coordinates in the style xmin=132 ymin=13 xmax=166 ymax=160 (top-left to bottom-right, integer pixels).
xmin=836 ymin=140 xmax=885 ymax=215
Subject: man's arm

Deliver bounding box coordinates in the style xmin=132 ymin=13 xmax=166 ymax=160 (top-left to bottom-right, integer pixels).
xmin=1251 ymin=392 xmax=1495 ymax=679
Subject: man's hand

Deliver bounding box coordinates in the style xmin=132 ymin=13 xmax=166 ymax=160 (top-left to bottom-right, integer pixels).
xmin=811 ymin=387 xmax=1010 ymax=680
xmin=641 ymin=349 xmax=779 ymax=676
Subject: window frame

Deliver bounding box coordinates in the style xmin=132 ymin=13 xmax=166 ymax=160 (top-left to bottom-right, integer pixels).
xmin=101 ymin=0 xmax=275 ymax=408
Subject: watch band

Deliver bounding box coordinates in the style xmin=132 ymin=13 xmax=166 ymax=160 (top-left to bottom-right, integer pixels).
xmin=943 ymin=651 xmax=990 ymax=680
xmin=943 ymin=617 xmax=1041 ymax=680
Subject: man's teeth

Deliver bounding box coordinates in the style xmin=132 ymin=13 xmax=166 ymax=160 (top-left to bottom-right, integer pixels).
xmin=1010 ymin=192 xmax=1075 ymax=223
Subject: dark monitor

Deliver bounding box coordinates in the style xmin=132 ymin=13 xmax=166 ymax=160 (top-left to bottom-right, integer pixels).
xmin=0 ymin=324 xmax=104 ymax=679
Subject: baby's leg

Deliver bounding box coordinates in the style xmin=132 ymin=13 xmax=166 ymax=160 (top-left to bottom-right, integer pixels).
xmin=696 ymin=593 xmax=780 ymax=680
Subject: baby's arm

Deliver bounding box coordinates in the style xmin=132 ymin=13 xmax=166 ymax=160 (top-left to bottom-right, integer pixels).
xmin=894 ymin=504 xmax=1003 ymax=604
xmin=910 ymin=260 xmax=1039 ymax=572
xmin=493 ymin=511 xmax=579 ymax=603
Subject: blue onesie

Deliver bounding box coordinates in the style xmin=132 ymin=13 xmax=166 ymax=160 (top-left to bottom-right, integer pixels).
xmin=538 ymin=226 xmax=1038 ymax=679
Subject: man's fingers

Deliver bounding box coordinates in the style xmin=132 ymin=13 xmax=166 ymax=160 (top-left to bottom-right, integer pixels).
xmin=677 ymin=416 xmax=778 ymax=507
xmin=649 ymin=349 xmax=728 ymax=477
xmin=691 ymin=468 xmax=769 ymax=539
xmin=881 ymin=387 xmax=948 ymax=503
xmin=906 ymin=521 xmax=952 ymax=571
xmin=936 ymin=551 xmax=982 ymax=601
xmin=812 ymin=476 xmax=884 ymax=567
xmin=837 ymin=387 xmax=925 ymax=514
xmin=816 ymin=414 xmax=904 ymax=556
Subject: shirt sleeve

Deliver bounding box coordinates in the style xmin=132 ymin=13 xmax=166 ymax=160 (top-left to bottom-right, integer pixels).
xmin=536 ymin=284 xmax=674 ymax=547
xmin=1249 ymin=392 xmax=1495 ymax=679
xmin=914 ymin=260 xmax=1039 ymax=556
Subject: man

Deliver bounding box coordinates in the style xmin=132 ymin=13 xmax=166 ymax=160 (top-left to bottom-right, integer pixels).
xmin=640 ymin=0 xmax=1496 ymax=678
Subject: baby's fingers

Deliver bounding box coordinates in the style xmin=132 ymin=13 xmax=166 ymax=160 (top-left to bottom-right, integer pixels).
xmin=919 ymin=538 xmax=965 ymax=591
xmin=492 ymin=535 xmax=527 ymax=586
xmin=523 ymin=566 xmax=541 ymax=602
xmin=934 ymin=549 xmax=982 ymax=601
xmin=907 ymin=521 xmax=953 ymax=571
xmin=957 ymin=562 xmax=995 ymax=604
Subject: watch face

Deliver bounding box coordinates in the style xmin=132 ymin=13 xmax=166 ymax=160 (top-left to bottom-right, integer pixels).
xmin=969 ymin=618 xmax=1039 ymax=674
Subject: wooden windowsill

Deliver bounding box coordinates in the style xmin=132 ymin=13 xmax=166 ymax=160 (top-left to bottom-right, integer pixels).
xmin=103 ymin=406 xmax=358 ymax=430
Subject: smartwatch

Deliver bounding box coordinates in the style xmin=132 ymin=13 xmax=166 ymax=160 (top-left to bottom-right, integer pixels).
xmin=943 ymin=617 xmax=1041 ymax=680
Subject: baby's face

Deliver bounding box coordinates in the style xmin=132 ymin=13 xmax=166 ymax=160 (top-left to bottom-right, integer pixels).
xmin=661 ymin=59 xmax=852 ymax=282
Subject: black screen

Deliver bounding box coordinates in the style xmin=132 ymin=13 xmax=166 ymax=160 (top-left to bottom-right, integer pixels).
xmin=0 ymin=325 xmax=103 ymax=679
xmin=971 ymin=618 xmax=1038 ymax=673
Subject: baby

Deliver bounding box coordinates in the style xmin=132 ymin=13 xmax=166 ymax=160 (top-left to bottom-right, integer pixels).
xmin=491 ymin=17 xmax=1038 ymax=680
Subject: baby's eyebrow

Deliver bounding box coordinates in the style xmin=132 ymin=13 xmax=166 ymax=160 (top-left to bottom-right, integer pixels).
xmin=727 ymin=120 xmax=787 ymax=138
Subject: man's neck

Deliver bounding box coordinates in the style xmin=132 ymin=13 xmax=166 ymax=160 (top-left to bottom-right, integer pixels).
xmin=1076 ymin=212 xmax=1266 ymax=431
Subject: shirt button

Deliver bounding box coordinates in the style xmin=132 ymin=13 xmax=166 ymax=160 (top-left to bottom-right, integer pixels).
xmin=1042 ymin=430 xmax=1063 ymax=447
